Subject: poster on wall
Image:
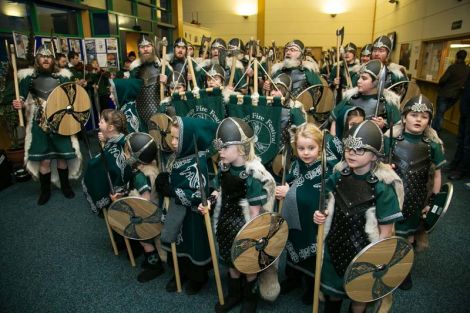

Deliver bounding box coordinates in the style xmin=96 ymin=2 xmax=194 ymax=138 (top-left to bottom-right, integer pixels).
xmin=59 ymin=37 xmax=68 ymax=54
xmin=69 ymin=38 xmax=83 ymax=58
xmin=12 ymin=32 xmax=28 ymax=58
xmin=84 ymin=37 xmax=120 ymax=70
xmin=399 ymin=43 xmax=411 ymax=70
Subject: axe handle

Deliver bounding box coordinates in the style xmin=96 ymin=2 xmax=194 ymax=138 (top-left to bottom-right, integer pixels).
xmin=160 ymin=44 xmax=167 ymax=99
xmin=10 ymin=44 xmax=25 ymax=127
xmin=312 ymin=223 xmax=325 ymax=313
xmin=254 ymin=59 xmax=258 ymax=93
xmin=336 ymin=38 xmax=340 ymax=89
xmin=171 ymin=242 xmax=182 ymax=292
xmin=103 ymin=208 xmax=119 ymax=256
xmin=187 ymin=55 xmax=199 ymax=89
xmin=203 ymin=40 xmax=210 ymax=60
xmin=204 ymin=208 xmax=225 ymax=305
xmin=228 ymin=55 xmax=237 ymax=88
xmin=343 ymin=59 xmax=353 ymax=89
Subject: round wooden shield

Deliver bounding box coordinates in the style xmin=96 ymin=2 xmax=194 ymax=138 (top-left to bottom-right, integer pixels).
xmin=148 ymin=113 xmax=174 ymax=152
xmin=231 ymin=212 xmax=288 ymax=274
xmin=295 ymin=81 xmax=334 ymax=125
xmin=45 ymin=82 xmax=91 ymax=135
xmin=107 ymin=196 xmax=162 ymax=240
xmin=271 ymin=151 xmax=284 ymax=177
xmin=424 ymin=182 xmax=453 ymax=233
xmin=344 ymin=236 xmax=414 ymax=303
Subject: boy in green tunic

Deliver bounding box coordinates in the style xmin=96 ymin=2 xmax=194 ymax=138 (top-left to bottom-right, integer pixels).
xmin=200 ymin=117 xmax=276 ymax=313
xmin=14 ymin=45 xmax=81 ymax=205
xmin=384 ymin=95 xmax=445 ymax=289
xmin=330 ymin=59 xmax=401 ymax=137
xmin=314 ymin=120 xmax=404 ymax=313
xmin=156 ymin=116 xmax=217 ymax=294
xmin=275 ymin=123 xmax=340 ymax=305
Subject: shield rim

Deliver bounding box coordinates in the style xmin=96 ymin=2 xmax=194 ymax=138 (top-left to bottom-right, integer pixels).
xmin=107 ymin=196 xmax=161 ymax=241
xmin=45 ymin=82 xmax=91 ymax=135
xmin=425 ymin=182 xmax=453 ymax=233
xmin=385 ymin=80 xmax=411 ymax=92
xmin=231 ymin=212 xmax=288 ymax=274
xmin=343 ymin=236 xmax=414 ymax=302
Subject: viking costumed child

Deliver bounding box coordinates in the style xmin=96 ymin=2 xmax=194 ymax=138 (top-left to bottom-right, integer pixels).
xmin=333 ymin=106 xmax=366 ymax=141
xmin=384 ymin=95 xmax=445 ymax=290
xmin=156 ymin=116 xmax=217 ymax=294
xmin=329 ymin=42 xmax=361 ymax=91
xmin=274 ymin=123 xmax=340 ymax=305
xmin=199 ymin=117 xmax=277 ymax=313
xmin=158 ymin=71 xmax=186 ymax=117
xmin=109 ymin=78 xmax=146 ymax=133
xmin=13 ymin=45 xmax=81 ymax=206
xmin=330 ymin=59 xmax=401 ymax=136
xmin=313 ymin=120 xmax=404 ymax=313
xmin=82 ymin=109 xmax=131 ymax=213
xmin=371 ymin=35 xmax=407 ymax=88
xmin=118 ymin=132 xmax=164 ymax=283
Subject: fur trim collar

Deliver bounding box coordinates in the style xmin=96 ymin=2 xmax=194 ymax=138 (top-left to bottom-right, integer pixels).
xmin=343 ymin=86 xmax=359 ymax=100
xmin=130 ymin=57 xmax=161 ymax=71
xmin=18 ymin=68 xmax=35 ymax=81
xmin=58 ymin=68 xmax=72 ymax=79
xmin=271 ymin=59 xmax=319 ymax=75
xmin=387 ymin=63 xmax=406 ymax=79
xmin=385 ymin=124 xmax=444 ymax=147
xmin=351 ymin=63 xmax=362 ymax=74
xmin=226 ymin=57 xmax=244 ymax=70
xmin=383 ymin=88 xmax=401 ymax=110
xmin=196 ymin=58 xmax=211 ymax=71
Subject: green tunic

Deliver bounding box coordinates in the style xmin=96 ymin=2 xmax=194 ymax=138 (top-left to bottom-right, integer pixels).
xmin=112 ymin=78 xmax=146 ymax=133
xmin=82 ymin=134 xmax=132 ymax=213
xmin=321 ymin=170 xmax=404 ymax=298
xmin=384 ymin=131 xmax=446 ymax=237
xmin=328 ymin=62 xmax=360 ymax=88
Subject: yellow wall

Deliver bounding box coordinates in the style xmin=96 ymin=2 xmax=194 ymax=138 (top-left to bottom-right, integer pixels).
xmin=374 ymin=0 xmax=470 ymax=76
xmin=182 ymin=0 xmax=257 ymax=42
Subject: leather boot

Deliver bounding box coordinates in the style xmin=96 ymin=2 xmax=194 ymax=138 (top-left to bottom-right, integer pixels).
xmin=240 ymin=278 xmax=258 ymax=313
xmin=38 ymin=172 xmax=51 ymax=205
xmin=215 ymin=275 xmax=242 ymax=313
xmin=137 ymin=251 xmax=164 ymax=283
xmin=58 ymin=168 xmax=75 ymax=198
xmin=324 ymin=297 xmax=342 ymax=313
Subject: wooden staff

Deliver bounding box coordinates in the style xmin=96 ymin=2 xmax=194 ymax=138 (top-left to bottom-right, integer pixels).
xmin=253 ymin=58 xmax=258 ymax=96
xmin=202 ymin=37 xmax=210 ymax=60
xmin=343 ymin=58 xmax=353 ymax=89
xmin=194 ymin=135 xmax=224 ymax=305
xmin=187 ymin=55 xmax=199 ymax=90
xmin=277 ymin=143 xmax=291 ymax=215
xmin=247 ymin=37 xmax=254 ymax=90
xmin=10 ymin=44 xmax=25 ymax=127
xmin=313 ymin=130 xmax=328 ymax=313
xmin=160 ymin=37 xmax=168 ymax=99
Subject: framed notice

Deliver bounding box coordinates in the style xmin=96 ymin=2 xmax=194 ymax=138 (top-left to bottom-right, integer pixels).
xmin=12 ymin=32 xmax=28 ymax=58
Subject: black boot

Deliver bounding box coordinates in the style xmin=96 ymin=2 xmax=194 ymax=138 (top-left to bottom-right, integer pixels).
xmin=323 ymin=297 xmax=342 ymax=313
xmin=215 ymin=275 xmax=242 ymax=313
xmin=38 ymin=172 xmax=51 ymax=205
xmin=398 ymin=273 xmax=413 ymax=290
xmin=301 ymin=277 xmax=314 ymax=305
xmin=58 ymin=168 xmax=75 ymax=198
xmin=240 ymin=278 xmax=258 ymax=313
xmin=281 ymin=265 xmax=301 ymax=294
xmin=137 ymin=251 xmax=164 ymax=283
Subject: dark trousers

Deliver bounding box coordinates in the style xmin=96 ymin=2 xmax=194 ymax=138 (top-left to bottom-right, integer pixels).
xmin=432 ymin=96 xmax=459 ymax=132
xmin=452 ymin=110 xmax=470 ymax=174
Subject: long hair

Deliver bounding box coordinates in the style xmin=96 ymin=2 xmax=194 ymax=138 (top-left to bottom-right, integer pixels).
xmin=101 ymin=109 xmax=127 ymax=134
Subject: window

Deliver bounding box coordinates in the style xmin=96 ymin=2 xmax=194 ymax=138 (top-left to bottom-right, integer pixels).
xmin=36 ymin=4 xmax=79 ymax=35
xmin=0 ymin=1 xmax=29 ymax=32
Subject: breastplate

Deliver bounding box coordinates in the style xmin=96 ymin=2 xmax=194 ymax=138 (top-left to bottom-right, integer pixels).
xmin=31 ymin=74 xmax=60 ymax=100
xmin=171 ymin=59 xmax=186 ymax=77
xmin=288 ymin=68 xmax=307 ymax=97
xmin=392 ymin=136 xmax=431 ymax=173
xmin=138 ymin=63 xmax=160 ymax=87
xmin=350 ymin=95 xmax=385 ymax=119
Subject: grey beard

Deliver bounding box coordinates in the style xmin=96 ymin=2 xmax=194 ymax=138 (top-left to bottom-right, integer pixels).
xmin=283 ymin=58 xmax=301 ymax=69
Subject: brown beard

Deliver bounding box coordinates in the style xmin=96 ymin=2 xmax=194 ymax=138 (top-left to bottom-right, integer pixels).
xmin=37 ymin=62 xmax=55 ymax=74
xmin=140 ymin=51 xmax=156 ymax=64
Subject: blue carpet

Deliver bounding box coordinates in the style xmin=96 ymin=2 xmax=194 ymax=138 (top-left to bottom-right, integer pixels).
xmin=1 ymin=130 xmax=469 ymax=313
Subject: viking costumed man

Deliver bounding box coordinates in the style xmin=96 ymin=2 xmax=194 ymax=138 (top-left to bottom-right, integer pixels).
xmin=198 ymin=38 xmax=247 ymax=92
xmin=371 ymin=35 xmax=407 ymax=88
xmin=264 ymin=39 xmax=322 ymax=98
xmin=13 ymin=45 xmax=81 ymax=205
xmin=329 ymin=42 xmax=361 ymax=90
xmin=129 ymin=34 xmax=173 ymax=127
xmin=165 ymin=37 xmax=202 ymax=89
xmin=360 ymin=44 xmax=373 ymax=64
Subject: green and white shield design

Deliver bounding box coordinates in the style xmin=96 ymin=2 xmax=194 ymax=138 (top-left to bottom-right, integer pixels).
xmin=227 ymin=95 xmax=282 ymax=164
